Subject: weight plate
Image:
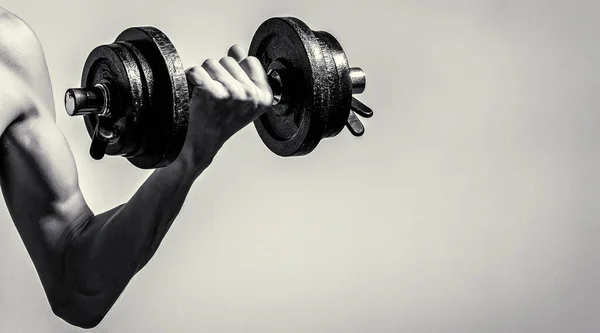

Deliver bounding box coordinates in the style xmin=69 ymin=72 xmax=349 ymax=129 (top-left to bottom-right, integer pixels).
xmin=249 ymin=17 xmax=330 ymax=157
xmin=314 ymin=31 xmax=351 ymax=138
xmin=115 ymin=27 xmax=189 ymax=169
xmin=114 ymin=40 xmax=154 ymax=160
xmin=81 ymin=43 xmax=145 ymax=159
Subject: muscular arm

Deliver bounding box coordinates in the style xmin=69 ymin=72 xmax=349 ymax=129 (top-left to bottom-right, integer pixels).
xmin=2 ymin=112 xmax=202 ymax=328
xmin=51 ymin=149 xmax=206 ymax=328
xmin=0 ymin=11 xmax=213 ymax=328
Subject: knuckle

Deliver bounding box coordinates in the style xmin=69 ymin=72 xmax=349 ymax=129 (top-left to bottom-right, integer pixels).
xmin=259 ymin=90 xmax=274 ymax=106
xmin=189 ymin=85 xmax=211 ymax=100
xmin=243 ymin=85 xmax=257 ymax=100
xmin=211 ymin=89 xmax=231 ymax=101
xmin=227 ymin=84 xmax=245 ymax=100
xmin=192 ymin=83 xmax=229 ymax=102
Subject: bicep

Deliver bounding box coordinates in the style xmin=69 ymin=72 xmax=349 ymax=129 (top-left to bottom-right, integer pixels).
xmin=0 ymin=16 xmax=91 ymax=260
xmin=0 ymin=65 xmax=92 ymax=293
xmin=1 ymin=113 xmax=91 ymax=253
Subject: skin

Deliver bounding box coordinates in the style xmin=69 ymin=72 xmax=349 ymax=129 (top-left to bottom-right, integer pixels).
xmin=0 ymin=8 xmax=273 ymax=329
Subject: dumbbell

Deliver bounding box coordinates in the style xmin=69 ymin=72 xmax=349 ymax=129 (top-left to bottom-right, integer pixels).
xmin=64 ymin=17 xmax=373 ymax=169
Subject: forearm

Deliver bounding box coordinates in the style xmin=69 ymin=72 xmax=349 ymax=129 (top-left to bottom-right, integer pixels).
xmin=53 ymin=153 xmax=213 ymax=325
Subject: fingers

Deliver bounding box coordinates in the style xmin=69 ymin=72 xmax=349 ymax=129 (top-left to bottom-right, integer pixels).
xmin=226 ymin=45 xmax=269 ymax=91
xmin=225 ymin=45 xmax=269 ymax=91
xmin=239 ymin=57 xmax=272 ymax=96
xmin=185 ymin=66 xmax=229 ymax=100
xmin=219 ymin=56 xmax=253 ymax=86
xmin=201 ymin=58 xmax=250 ymax=99
xmin=185 ymin=65 xmax=211 ymax=87
xmin=227 ymin=44 xmax=247 ymax=62
xmin=188 ymin=46 xmax=273 ymax=106
xmin=201 ymin=58 xmax=238 ymax=86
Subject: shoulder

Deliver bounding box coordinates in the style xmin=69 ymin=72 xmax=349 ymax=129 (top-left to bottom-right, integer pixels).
xmin=0 ymin=7 xmax=54 ymax=121
xmin=0 ymin=8 xmax=44 ymax=72
xmin=0 ymin=8 xmax=43 ymax=55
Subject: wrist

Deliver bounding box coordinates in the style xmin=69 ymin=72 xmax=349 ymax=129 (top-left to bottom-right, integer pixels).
xmin=170 ymin=145 xmax=218 ymax=178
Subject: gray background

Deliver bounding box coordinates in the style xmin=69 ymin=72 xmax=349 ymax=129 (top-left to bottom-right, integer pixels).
xmin=1 ymin=0 xmax=600 ymax=332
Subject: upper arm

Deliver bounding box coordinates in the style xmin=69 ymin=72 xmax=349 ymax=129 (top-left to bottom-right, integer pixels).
xmin=0 ymin=9 xmax=91 ymax=294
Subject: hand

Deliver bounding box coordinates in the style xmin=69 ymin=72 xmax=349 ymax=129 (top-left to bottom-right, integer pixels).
xmin=178 ymin=45 xmax=274 ymax=168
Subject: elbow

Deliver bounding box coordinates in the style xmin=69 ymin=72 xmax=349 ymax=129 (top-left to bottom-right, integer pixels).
xmin=47 ymin=286 xmax=111 ymax=329
xmin=52 ymin=308 xmax=105 ymax=329
xmin=48 ymin=215 xmax=111 ymax=328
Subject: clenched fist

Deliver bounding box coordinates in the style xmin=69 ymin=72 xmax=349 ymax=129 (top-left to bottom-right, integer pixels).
xmin=177 ymin=45 xmax=274 ymax=168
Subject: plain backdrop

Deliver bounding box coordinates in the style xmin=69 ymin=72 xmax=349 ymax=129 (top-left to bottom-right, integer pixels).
xmin=1 ymin=0 xmax=600 ymax=332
